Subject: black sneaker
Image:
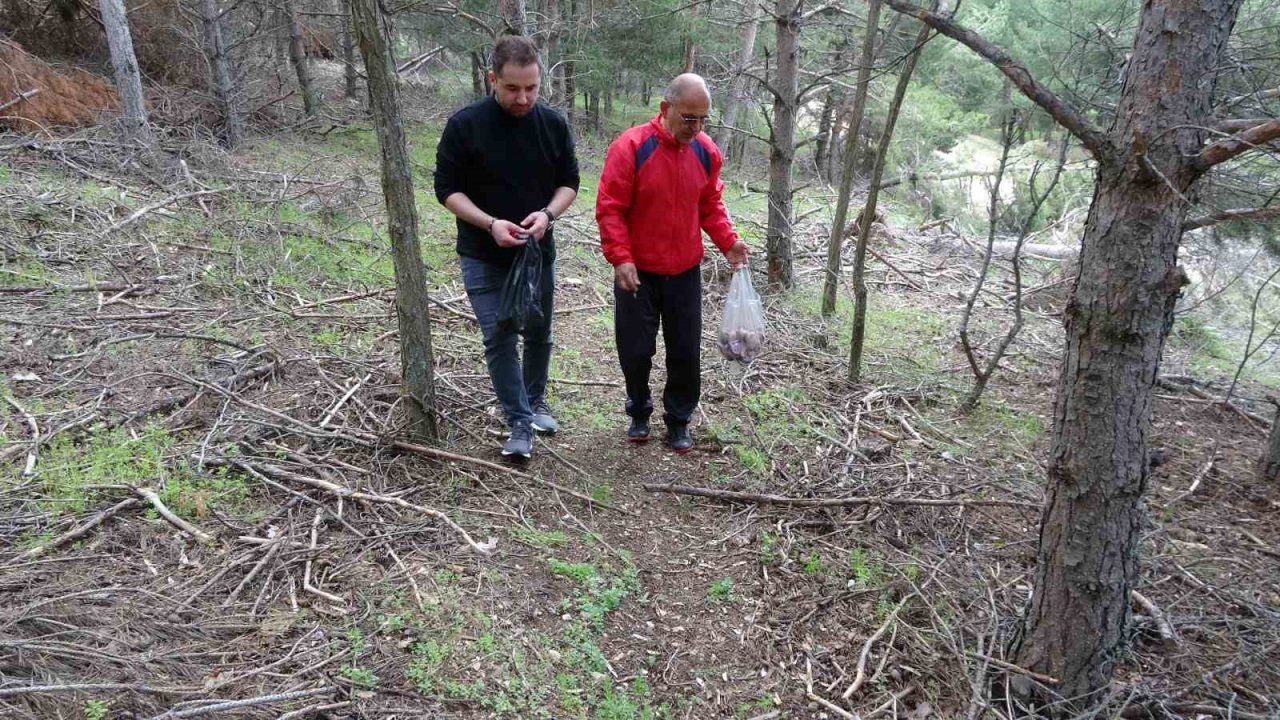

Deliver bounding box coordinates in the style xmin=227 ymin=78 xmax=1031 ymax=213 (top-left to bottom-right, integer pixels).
xmin=530 ymin=400 xmax=559 ymax=434
xmin=667 ymin=424 xmax=693 ymax=454
xmin=626 ymin=417 xmax=651 ymax=442
xmin=502 ymin=422 xmax=534 ymax=459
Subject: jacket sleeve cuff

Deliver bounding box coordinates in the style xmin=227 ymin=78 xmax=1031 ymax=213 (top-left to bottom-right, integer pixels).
xmin=604 ymin=246 xmax=634 ymax=266
xmin=713 ymin=231 xmax=738 ymax=255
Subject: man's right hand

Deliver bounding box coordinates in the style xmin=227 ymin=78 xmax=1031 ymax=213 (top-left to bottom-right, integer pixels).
xmin=615 ymin=263 xmax=640 ymax=292
xmin=490 ymin=219 xmax=529 ymax=248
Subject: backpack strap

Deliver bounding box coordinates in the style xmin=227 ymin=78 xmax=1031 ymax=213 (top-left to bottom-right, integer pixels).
xmin=690 ymin=138 xmax=712 ymax=176
xmin=634 ymin=134 xmax=660 ymax=173
xmin=634 ymin=132 xmax=712 ymax=176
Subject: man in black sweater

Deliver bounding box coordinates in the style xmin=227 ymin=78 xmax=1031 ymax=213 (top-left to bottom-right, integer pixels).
xmin=434 ymin=35 xmax=580 ymax=459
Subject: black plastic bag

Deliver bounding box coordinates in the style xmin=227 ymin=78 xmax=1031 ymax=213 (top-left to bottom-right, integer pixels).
xmin=497 ymin=236 xmax=543 ymax=332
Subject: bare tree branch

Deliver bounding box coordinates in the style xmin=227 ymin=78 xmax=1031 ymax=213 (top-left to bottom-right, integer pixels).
xmin=739 ymin=69 xmax=786 ymax=105
xmin=1192 ymin=119 xmax=1280 ymax=172
xmin=799 ymin=2 xmax=836 ymax=21
xmin=426 ymin=1 xmax=495 ymax=37
xmin=0 ymin=89 xmax=39 ymax=113
xmin=1182 ymin=206 xmax=1280 ymax=231
xmin=1220 ymin=86 xmax=1280 ymax=109
xmin=1213 ymin=117 xmax=1275 ymax=133
xmin=882 ymin=0 xmax=1113 ymax=160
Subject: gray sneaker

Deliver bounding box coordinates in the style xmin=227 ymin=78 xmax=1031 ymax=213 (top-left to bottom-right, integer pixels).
xmin=502 ymin=422 xmax=534 ymax=458
xmin=530 ymin=400 xmax=560 ymax=434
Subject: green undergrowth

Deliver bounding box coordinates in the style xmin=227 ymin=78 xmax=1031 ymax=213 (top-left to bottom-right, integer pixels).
xmin=336 ymin=531 xmax=679 ymax=718
xmin=785 ymin=283 xmax=950 ymax=385
xmin=13 ymin=424 xmax=249 ymax=547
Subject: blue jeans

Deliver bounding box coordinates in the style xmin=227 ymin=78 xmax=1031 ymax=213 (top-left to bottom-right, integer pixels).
xmin=460 ymin=253 xmax=554 ymax=427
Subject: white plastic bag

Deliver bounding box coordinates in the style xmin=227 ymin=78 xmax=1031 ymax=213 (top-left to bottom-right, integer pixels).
xmin=717 ymin=267 xmax=765 ymax=362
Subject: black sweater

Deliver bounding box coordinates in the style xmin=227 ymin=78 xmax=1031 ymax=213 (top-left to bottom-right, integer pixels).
xmin=434 ymin=97 xmax=580 ymax=266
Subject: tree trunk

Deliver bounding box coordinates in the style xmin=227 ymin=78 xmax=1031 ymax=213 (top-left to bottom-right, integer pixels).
xmin=97 ymin=0 xmax=151 ymax=145
xmin=587 ymin=89 xmax=599 ymax=132
xmin=200 ymin=0 xmax=242 ymax=147
xmin=341 ymin=0 xmax=358 ymax=100
xmin=715 ymin=8 xmax=760 ymax=161
xmin=813 ymin=40 xmax=845 ymax=183
xmin=544 ymin=0 xmax=561 ymax=104
xmin=500 ymin=0 xmax=527 ymax=34
xmin=680 ymin=1 xmax=698 ymax=73
xmin=564 ymin=60 xmax=576 ymax=127
xmin=274 ymin=9 xmax=290 ymax=75
xmin=878 ymin=1 xmax=1267 ymax=702
xmin=821 ymin=0 xmax=880 ymax=318
xmin=813 ymin=90 xmax=835 ymax=182
xmin=1259 ymin=404 xmax=1280 ymax=482
xmin=283 ymin=0 xmax=319 ymax=117
xmin=470 ymin=50 xmax=485 ymax=99
xmin=848 ymin=17 xmax=928 ymax=384
xmin=765 ymin=0 xmax=801 ymax=289
xmin=1006 ymin=0 xmax=1244 ymax=706
xmin=962 ymin=132 xmax=1067 ymax=414
xmin=564 ymin=0 xmax=576 ymax=125
xmin=856 ymin=130 xmax=877 ymax=176
xmin=958 ymin=110 xmax=1016 ymax=412
xmin=350 ymin=0 xmax=439 ymax=442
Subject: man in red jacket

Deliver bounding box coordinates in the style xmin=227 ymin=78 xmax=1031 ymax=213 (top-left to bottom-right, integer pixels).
xmin=596 ymin=73 xmax=750 ymax=453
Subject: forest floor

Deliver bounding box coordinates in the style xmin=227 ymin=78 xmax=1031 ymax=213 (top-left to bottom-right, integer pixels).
xmin=2 ymin=100 xmax=1279 ymax=720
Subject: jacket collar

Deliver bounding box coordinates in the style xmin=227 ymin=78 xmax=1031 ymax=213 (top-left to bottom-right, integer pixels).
xmin=649 ymin=114 xmax=680 ymax=146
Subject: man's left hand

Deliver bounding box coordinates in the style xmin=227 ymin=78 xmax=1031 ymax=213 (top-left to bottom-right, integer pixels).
xmin=521 ymin=210 xmax=551 ymax=240
xmin=726 ymin=241 xmax=750 ymax=270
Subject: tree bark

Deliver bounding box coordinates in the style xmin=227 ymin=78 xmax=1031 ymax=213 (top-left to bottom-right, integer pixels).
xmin=564 ymin=60 xmax=576 ymax=127
xmin=848 ymin=17 xmax=928 ymax=384
xmin=283 ymin=0 xmax=320 ymax=117
xmin=765 ymin=0 xmax=801 ymax=289
xmin=499 ymin=0 xmax=527 ymax=34
xmin=813 ymin=89 xmax=835 ymax=181
xmin=1009 ymin=0 xmax=1241 ymax=704
xmin=200 ymin=0 xmax=242 ymax=147
xmin=341 ymin=0 xmax=358 ymax=100
xmin=470 ymin=50 xmax=486 ymax=99
xmin=884 ymin=0 xmax=1249 ymax=704
xmin=1259 ymin=404 xmax=1280 ymax=482
xmin=821 ymin=0 xmax=879 ymax=318
xmin=563 ymin=0 xmax=576 ymax=126
xmin=587 ymin=89 xmax=599 ymax=132
xmin=97 ymin=0 xmax=151 ymax=145
xmin=350 ymin=0 xmax=439 ymax=441
xmin=274 ymin=9 xmax=291 ymax=77
xmin=680 ymin=1 xmax=698 ymax=73
xmin=813 ymin=39 xmax=846 ymax=182
xmin=544 ymin=0 xmax=561 ymax=104
xmin=714 ymin=11 xmax=760 ymax=161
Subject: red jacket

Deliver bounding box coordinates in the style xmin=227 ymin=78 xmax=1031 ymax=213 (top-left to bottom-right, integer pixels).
xmin=596 ymin=115 xmax=739 ymax=275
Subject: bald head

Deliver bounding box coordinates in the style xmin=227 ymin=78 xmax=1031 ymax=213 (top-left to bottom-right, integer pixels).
xmin=660 ymin=73 xmax=712 ymax=144
xmin=663 ymin=74 xmax=711 ymax=104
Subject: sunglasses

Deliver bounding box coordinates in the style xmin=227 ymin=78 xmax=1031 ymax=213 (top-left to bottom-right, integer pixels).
xmin=679 ymin=114 xmax=712 ymax=125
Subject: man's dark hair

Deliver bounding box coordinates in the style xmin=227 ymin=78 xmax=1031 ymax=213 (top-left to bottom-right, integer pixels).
xmin=492 ymin=35 xmax=540 ymax=76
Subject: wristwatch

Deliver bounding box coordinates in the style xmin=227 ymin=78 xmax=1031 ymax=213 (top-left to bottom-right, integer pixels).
xmin=540 ymin=207 xmax=556 ymax=225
